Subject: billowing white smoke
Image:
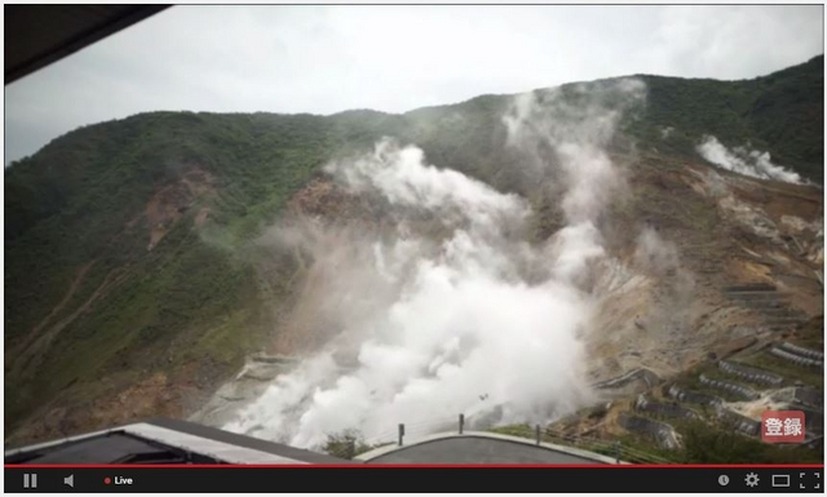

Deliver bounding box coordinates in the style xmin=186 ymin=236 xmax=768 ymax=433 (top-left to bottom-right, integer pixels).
xmin=634 ymin=227 xmax=679 ymax=275
xmin=222 ymin=80 xmax=645 ymax=450
xmin=697 ymin=135 xmax=803 ymax=184
xmin=503 ymin=79 xmax=646 ymax=287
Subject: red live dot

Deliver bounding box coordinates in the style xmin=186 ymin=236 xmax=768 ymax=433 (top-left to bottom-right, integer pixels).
xmin=104 ymin=477 xmax=112 ymax=485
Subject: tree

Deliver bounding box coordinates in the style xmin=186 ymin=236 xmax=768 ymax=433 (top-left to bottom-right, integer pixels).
xmin=321 ymin=429 xmax=373 ymax=460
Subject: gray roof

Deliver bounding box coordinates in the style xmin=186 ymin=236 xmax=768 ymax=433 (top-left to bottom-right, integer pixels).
xmin=5 ymin=418 xmax=354 ymax=465
xmin=357 ymin=431 xmax=620 ymax=464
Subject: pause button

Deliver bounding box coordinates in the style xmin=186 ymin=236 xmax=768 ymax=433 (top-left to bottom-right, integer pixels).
xmin=23 ymin=473 xmax=38 ymax=489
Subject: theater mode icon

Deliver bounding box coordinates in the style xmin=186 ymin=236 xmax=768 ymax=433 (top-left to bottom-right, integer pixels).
xmin=761 ymin=410 xmax=805 ymax=443
xmin=771 ymin=474 xmax=791 ymax=488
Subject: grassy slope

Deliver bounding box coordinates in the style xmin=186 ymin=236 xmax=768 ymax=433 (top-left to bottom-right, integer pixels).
xmin=4 ymin=56 xmax=822 ymax=439
xmin=4 ymin=112 xmax=339 ymax=434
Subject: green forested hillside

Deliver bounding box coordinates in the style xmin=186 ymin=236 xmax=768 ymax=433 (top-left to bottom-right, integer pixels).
xmin=631 ymin=55 xmax=823 ymax=182
xmin=4 ymin=56 xmax=822 ymax=442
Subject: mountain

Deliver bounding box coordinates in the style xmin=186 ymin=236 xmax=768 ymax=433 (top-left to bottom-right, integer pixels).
xmin=4 ymin=56 xmax=823 ymax=454
xmin=631 ymin=55 xmax=824 ymax=183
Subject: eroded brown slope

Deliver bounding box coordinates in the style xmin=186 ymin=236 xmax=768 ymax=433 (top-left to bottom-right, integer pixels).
xmin=187 ymin=149 xmax=822 ymax=443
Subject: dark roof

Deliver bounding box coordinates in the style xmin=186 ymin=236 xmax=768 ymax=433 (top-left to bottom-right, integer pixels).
xmin=5 ymin=418 xmax=357 ymax=465
xmin=5 ymin=431 xmax=222 ymax=465
xmin=146 ymin=418 xmax=358 ymax=464
xmin=5 ymin=5 xmax=170 ymax=84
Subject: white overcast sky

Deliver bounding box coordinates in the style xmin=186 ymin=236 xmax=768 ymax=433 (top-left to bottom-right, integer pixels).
xmin=4 ymin=4 xmax=824 ymax=164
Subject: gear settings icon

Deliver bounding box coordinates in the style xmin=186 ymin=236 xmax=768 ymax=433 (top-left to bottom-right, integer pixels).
xmin=745 ymin=472 xmax=760 ymax=488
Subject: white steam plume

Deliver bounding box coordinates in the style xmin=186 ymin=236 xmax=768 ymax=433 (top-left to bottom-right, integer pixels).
xmin=222 ymin=80 xmax=645 ymax=450
xmin=503 ymin=79 xmax=645 ymax=287
xmin=697 ymin=135 xmax=803 ymax=184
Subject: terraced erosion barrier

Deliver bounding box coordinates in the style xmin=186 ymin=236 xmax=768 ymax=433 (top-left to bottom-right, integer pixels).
xmin=726 ymin=294 xmax=785 ymax=307
xmin=763 ymin=314 xmax=809 ymax=326
xmin=765 ymin=318 xmax=808 ymax=329
xmin=779 ymin=342 xmax=824 ymax=361
xmin=698 ymin=374 xmax=760 ymax=401
xmin=735 ymin=299 xmax=785 ymax=309
xmin=714 ymin=406 xmax=761 ymax=437
xmin=723 ymin=284 xmax=778 ymax=293
xmin=634 ymin=395 xmax=700 ymax=420
xmin=592 ymin=368 xmax=661 ymax=391
xmin=758 ymin=311 xmax=809 ymax=328
xmin=665 ymin=386 xmax=760 ymax=438
xmin=769 ymin=347 xmax=824 ymax=368
xmin=795 ymin=406 xmax=825 ymax=435
xmin=717 ymin=360 xmax=784 ymax=386
xmin=723 ymin=284 xmax=810 ymax=331
xmin=666 ymin=384 xmax=723 ymax=407
xmin=722 ymin=284 xmax=809 ymax=331
xmin=766 ymin=323 xmax=806 ymax=332
xmin=794 ymin=386 xmax=824 ymax=409
xmin=617 ymin=413 xmax=680 ymax=450
xmin=758 ymin=307 xmax=807 ymax=317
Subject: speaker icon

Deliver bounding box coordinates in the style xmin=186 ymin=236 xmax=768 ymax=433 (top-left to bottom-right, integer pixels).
xmin=63 ymin=474 xmax=74 ymax=488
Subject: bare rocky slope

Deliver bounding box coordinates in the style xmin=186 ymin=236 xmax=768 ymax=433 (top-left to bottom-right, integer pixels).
xmin=191 ymin=146 xmax=823 ymax=461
